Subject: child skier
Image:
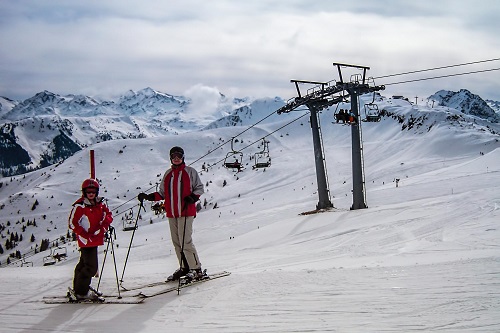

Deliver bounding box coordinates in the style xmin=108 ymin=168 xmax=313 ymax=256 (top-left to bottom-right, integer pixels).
xmin=68 ymin=178 xmax=113 ymax=300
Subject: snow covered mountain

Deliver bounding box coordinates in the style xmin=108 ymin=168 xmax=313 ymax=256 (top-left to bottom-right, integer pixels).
xmin=429 ymin=89 xmax=499 ymax=122
xmin=487 ymin=98 xmax=500 ymax=114
xmin=1 ymin=87 xmax=498 ymax=180
xmin=203 ymin=97 xmax=286 ymax=129
xmin=0 ymin=88 xmax=286 ymax=177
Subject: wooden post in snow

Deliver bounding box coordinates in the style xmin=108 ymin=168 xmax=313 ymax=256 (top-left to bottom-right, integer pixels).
xmin=90 ymin=150 xmax=96 ymax=179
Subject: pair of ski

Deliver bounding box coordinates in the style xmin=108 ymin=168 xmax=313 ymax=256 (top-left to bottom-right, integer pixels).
xmin=43 ymin=286 xmax=137 ymax=305
xmin=43 ymin=271 xmax=230 ymax=304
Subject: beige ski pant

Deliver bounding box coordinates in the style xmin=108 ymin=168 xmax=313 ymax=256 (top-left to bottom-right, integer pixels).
xmin=168 ymin=216 xmax=201 ymax=270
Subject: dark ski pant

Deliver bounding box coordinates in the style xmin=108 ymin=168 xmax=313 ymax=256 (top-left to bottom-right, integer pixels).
xmin=73 ymin=247 xmax=98 ymax=296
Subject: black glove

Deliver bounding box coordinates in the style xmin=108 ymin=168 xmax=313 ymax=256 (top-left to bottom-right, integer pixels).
xmin=138 ymin=192 xmax=155 ymax=202
xmin=184 ymin=193 xmax=198 ymax=204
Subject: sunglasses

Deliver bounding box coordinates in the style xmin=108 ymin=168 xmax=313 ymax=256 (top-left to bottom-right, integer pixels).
xmin=170 ymin=153 xmax=184 ymax=159
xmin=85 ymin=190 xmax=97 ymax=194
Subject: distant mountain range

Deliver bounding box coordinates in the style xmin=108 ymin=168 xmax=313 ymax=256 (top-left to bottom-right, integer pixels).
xmin=0 ymin=87 xmax=498 ymax=177
xmin=429 ymin=89 xmax=499 ymax=122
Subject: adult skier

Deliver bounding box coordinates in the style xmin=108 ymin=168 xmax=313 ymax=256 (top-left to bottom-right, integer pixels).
xmin=138 ymin=146 xmax=205 ymax=281
xmin=68 ymin=178 xmax=113 ymax=300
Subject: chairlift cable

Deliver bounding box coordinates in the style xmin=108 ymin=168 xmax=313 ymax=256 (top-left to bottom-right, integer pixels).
xmin=210 ymin=111 xmax=310 ymax=167
xmin=110 ymin=183 xmax=156 ymax=213
xmin=381 ymin=67 xmax=500 ymax=86
xmin=373 ymin=57 xmax=500 ymax=79
xmin=239 ymin=111 xmax=309 ymax=152
xmin=189 ymin=109 xmax=280 ymax=166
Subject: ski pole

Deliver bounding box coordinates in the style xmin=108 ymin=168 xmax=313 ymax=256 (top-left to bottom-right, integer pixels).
xmin=177 ymin=204 xmax=189 ymax=295
xmin=96 ymin=228 xmax=111 ymax=290
xmin=96 ymin=225 xmax=122 ymax=298
xmin=108 ymin=226 xmax=122 ymax=299
xmin=120 ymin=200 xmax=145 ymax=285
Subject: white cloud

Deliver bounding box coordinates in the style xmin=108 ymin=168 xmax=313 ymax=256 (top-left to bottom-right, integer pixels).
xmin=183 ymin=84 xmax=225 ymax=119
xmin=0 ymin=0 xmax=499 ymax=101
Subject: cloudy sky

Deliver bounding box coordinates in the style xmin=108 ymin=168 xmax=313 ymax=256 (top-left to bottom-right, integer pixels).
xmin=1 ymin=0 xmax=499 ymax=102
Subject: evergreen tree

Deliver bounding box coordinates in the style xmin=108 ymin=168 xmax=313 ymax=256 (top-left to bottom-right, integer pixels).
xmin=40 ymin=239 xmax=50 ymax=252
xmin=30 ymin=234 xmax=35 ymax=242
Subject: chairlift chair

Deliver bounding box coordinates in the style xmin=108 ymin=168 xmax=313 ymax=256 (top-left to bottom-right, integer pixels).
xmin=332 ymin=92 xmax=356 ymax=125
xmin=21 ymin=258 xmax=33 ymax=267
xmin=362 ymin=92 xmax=381 ymax=122
xmin=122 ymin=208 xmax=137 ymax=231
xmin=123 ymin=217 xmax=137 ymax=231
xmin=253 ymin=139 xmax=271 ymax=169
xmin=52 ymin=246 xmax=67 ymax=261
xmin=43 ymin=255 xmax=56 ymax=266
xmin=363 ymin=104 xmax=381 ymax=122
xmin=253 ymin=154 xmax=271 ymax=169
xmin=334 ymin=108 xmax=357 ymax=125
xmin=224 ymin=137 xmax=244 ymax=172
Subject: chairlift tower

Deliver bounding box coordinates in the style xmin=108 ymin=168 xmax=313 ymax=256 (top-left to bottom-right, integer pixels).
xmin=307 ymin=98 xmax=333 ymax=210
xmin=277 ymin=62 xmax=385 ymax=211
xmin=335 ymin=62 xmax=372 ymax=209
xmin=286 ymin=79 xmax=337 ymax=210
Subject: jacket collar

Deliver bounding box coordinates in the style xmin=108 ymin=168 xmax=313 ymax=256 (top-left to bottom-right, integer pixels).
xmin=73 ymin=196 xmax=104 ymax=206
xmin=171 ymin=162 xmax=186 ymax=171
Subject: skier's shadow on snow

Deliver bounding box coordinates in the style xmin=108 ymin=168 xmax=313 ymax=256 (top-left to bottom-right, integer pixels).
xmin=22 ymin=295 xmax=177 ymax=333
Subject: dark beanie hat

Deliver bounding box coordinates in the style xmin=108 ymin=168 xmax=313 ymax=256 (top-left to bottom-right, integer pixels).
xmin=170 ymin=146 xmax=184 ymax=156
xmin=170 ymin=146 xmax=185 ymax=163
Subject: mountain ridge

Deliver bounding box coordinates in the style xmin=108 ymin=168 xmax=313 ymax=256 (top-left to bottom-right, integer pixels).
xmin=0 ymin=87 xmax=498 ymax=178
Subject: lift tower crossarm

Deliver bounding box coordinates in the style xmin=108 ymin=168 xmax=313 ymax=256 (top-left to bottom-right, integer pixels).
xmin=277 ymin=82 xmax=346 ymax=115
xmin=291 ymin=79 xmax=328 ymax=98
xmin=333 ymin=62 xmax=370 ymax=85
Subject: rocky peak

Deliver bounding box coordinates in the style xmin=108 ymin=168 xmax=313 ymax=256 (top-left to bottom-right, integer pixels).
xmin=429 ymin=89 xmax=498 ymax=122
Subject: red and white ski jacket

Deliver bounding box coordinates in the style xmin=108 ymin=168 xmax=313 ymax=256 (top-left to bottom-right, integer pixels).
xmin=68 ymin=197 xmax=113 ymax=248
xmin=153 ymin=163 xmax=204 ymax=218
